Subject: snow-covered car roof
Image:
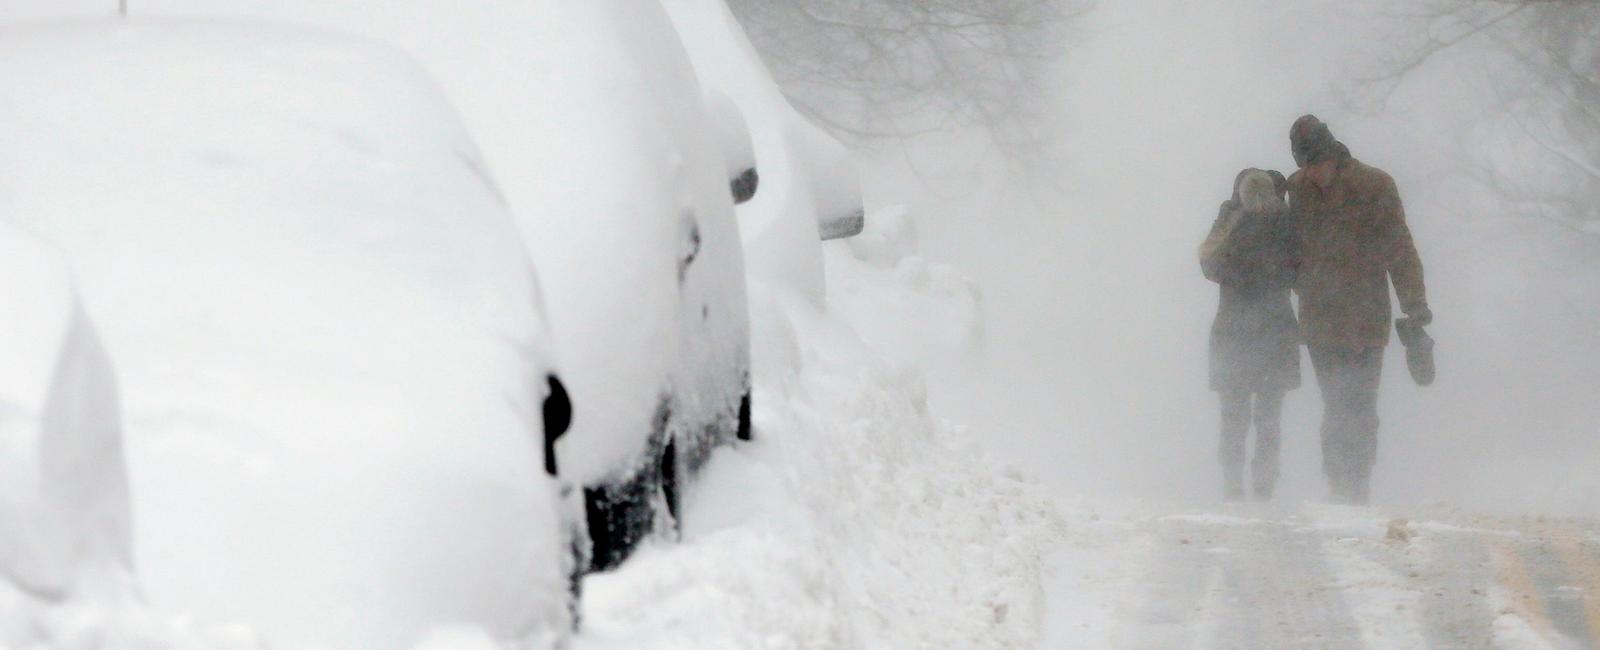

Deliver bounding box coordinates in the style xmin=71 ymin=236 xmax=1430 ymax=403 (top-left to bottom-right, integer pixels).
xmin=0 ymin=21 xmax=568 ymax=648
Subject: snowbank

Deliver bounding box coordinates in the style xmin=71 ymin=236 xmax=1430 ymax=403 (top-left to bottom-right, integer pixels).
xmin=579 ymin=250 xmax=1052 ymax=648
xmin=824 ymin=205 xmax=983 ymax=370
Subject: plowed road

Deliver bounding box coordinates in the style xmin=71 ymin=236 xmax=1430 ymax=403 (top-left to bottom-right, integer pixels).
xmin=1040 ymin=501 xmax=1600 ymax=649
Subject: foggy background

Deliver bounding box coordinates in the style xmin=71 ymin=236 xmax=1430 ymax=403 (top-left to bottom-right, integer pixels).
xmin=735 ymin=0 xmax=1600 ymax=516
xmin=4 ymin=0 xmax=1595 ymax=516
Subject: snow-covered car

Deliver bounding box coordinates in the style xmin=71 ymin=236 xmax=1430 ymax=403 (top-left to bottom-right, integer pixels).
xmin=0 ymin=223 xmax=134 ymax=619
xmin=0 ymin=22 xmax=574 ymax=649
xmin=663 ymin=0 xmax=868 ymax=303
xmin=75 ymin=0 xmax=755 ymax=573
xmin=505 ymin=2 xmax=753 ymax=572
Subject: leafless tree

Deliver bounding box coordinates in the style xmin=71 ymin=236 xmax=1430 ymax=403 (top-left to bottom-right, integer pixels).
xmin=1364 ymin=0 xmax=1600 ymax=235
xmin=725 ymin=0 xmax=1088 ymax=158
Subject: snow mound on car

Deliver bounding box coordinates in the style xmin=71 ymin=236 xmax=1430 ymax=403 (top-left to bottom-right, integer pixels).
xmin=0 ymin=20 xmax=566 ymax=649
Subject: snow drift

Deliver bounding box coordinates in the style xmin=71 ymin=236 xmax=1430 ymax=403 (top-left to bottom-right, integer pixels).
xmin=579 ymin=221 xmax=1043 ymax=650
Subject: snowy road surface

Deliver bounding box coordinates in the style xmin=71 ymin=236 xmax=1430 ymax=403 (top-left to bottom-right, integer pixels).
xmin=1039 ymin=500 xmax=1600 ymax=649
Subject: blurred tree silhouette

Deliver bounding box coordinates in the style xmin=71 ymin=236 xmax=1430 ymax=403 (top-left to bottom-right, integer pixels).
xmin=726 ymin=0 xmax=1087 ymax=158
xmin=1368 ymin=0 xmax=1600 ymax=235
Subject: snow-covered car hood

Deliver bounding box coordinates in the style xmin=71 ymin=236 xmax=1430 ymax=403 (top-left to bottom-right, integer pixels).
xmin=0 ymin=21 xmax=567 ymax=649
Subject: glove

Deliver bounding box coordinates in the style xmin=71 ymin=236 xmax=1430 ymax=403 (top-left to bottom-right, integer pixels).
xmin=1395 ymin=318 xmax=1436 ymax=386
xmin=1401 ymin=305 xmax=1432 ymax=327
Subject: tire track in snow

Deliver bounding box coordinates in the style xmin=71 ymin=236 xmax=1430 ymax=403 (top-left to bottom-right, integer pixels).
xmin=1046 ymin=503 xmax=1600 ymax=650
xmin=1406 ymin=522 xmax=1498 ymax=648
xmin=1229 ymin=517 xmax=1363 ymax=648
xmin=1319 ymin=534 xmax=1429 ymax=649
xmin=1545 ymin=523 xmax=1600 ymax=645
xmin=1510 ymin=521 xmax=1600 ymax=650
xmin=1114 ymin=510 xmax=1363 ymax=648
xmin=1109 ymin=521 xmax=1218 ymax=648
xmin=1487 ymin=524 xmax=1564 ymax=648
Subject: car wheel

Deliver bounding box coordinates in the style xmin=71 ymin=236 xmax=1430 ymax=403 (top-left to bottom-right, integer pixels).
xmin=660 ymin=436 xmax=681 ymax=537
xmin=737 ymin=390 xmax=752 ymax=441
xmin=582 ymin=400 xmax=672 ymax=573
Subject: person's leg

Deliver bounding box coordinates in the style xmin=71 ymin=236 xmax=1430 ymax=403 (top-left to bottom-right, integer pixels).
xmin=1308 ymin=345 xmax=1352 ymax=500
xmin=1345 ymin=347 xmax=1384 ymax=504
xmin=1251 ymin=389 xmax=1285 ymax=500
xmin=1218 ymin=388 xmax=1250 ymax=499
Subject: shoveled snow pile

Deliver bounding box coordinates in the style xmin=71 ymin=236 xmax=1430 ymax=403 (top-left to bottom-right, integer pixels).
xmin=578 ymin=238 xmax=1054 ymax=648
xmin=824 ymin=205 xmax=983 ymax=369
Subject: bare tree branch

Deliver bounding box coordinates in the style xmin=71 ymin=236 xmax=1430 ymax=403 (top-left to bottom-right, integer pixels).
xmin=726 ymin=0 xmax=1089 ymax=160
xmin=1363 ymin=0 xmax=1600 ymax=235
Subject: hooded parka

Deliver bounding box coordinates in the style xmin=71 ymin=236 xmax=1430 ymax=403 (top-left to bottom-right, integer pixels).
xmin=1201 ymin=169 xmax=1302 ymax=392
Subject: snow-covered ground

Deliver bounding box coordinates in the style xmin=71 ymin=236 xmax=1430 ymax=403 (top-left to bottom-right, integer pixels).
xmin=577 ymin=220 xmax=1052 ymax=649
xmin=1037 ymin=498 xmax=1600 ymax=649
xmin=4 ymin=2 xmax=1600 ymax=648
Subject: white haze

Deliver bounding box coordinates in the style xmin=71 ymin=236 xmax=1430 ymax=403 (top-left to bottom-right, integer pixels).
xmin=9 ymin=0 xmax=1593 ymax=520
xmin=864 ymin=0 xmax=1600 ymax=518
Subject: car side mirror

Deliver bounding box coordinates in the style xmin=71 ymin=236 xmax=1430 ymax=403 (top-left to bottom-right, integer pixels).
xmin=703 ymin=90 xmax=758 ymax=204
xmin=819 ymin=207 xmax=865 ymax=241
xmin=730 ymin=167 xmax=759 ymax=204
xmin=542 ymin=374 xmax=571 ymax=476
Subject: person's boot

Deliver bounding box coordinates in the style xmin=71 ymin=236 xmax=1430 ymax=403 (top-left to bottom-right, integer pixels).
xmin=1349 ymin=473 xmax=1372 ymax=506
xmin=1224 ymin=466 xmax=1245 ymax=501
xmin=1252 ymin=456 xmax=1278 ymax=501
xmin=1327 ymin=473 xmax=1352 ymax=504
xmin=1252 ymin=472 xmax=1276 ymax=501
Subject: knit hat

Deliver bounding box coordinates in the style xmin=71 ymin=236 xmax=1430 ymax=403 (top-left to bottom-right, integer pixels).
xmin=1290 ymin=114 xmax=1339 ymax=167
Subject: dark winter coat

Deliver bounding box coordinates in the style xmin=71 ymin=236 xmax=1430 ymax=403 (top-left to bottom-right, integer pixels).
xmin=1201 ymin=172 xmax=1302 ymax=393
xmin=1287 ymin=154 xmax=1428 ymax=349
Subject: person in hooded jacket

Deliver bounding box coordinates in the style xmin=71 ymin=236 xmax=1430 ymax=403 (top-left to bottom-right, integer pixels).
xmin=1200 ymin=168 xmax=1301 ymax=500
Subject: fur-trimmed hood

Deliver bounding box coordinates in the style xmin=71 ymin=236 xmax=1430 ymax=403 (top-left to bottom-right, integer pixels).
xmin=1238 ymin=169 xmax=1286 ymax=215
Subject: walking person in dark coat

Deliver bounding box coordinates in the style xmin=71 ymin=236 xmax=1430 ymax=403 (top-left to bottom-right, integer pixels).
xmin=1286 ymin=115 xmax=1431 ymax=505
xmin=1200 ymin=167 xmax=1301 ymax=500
